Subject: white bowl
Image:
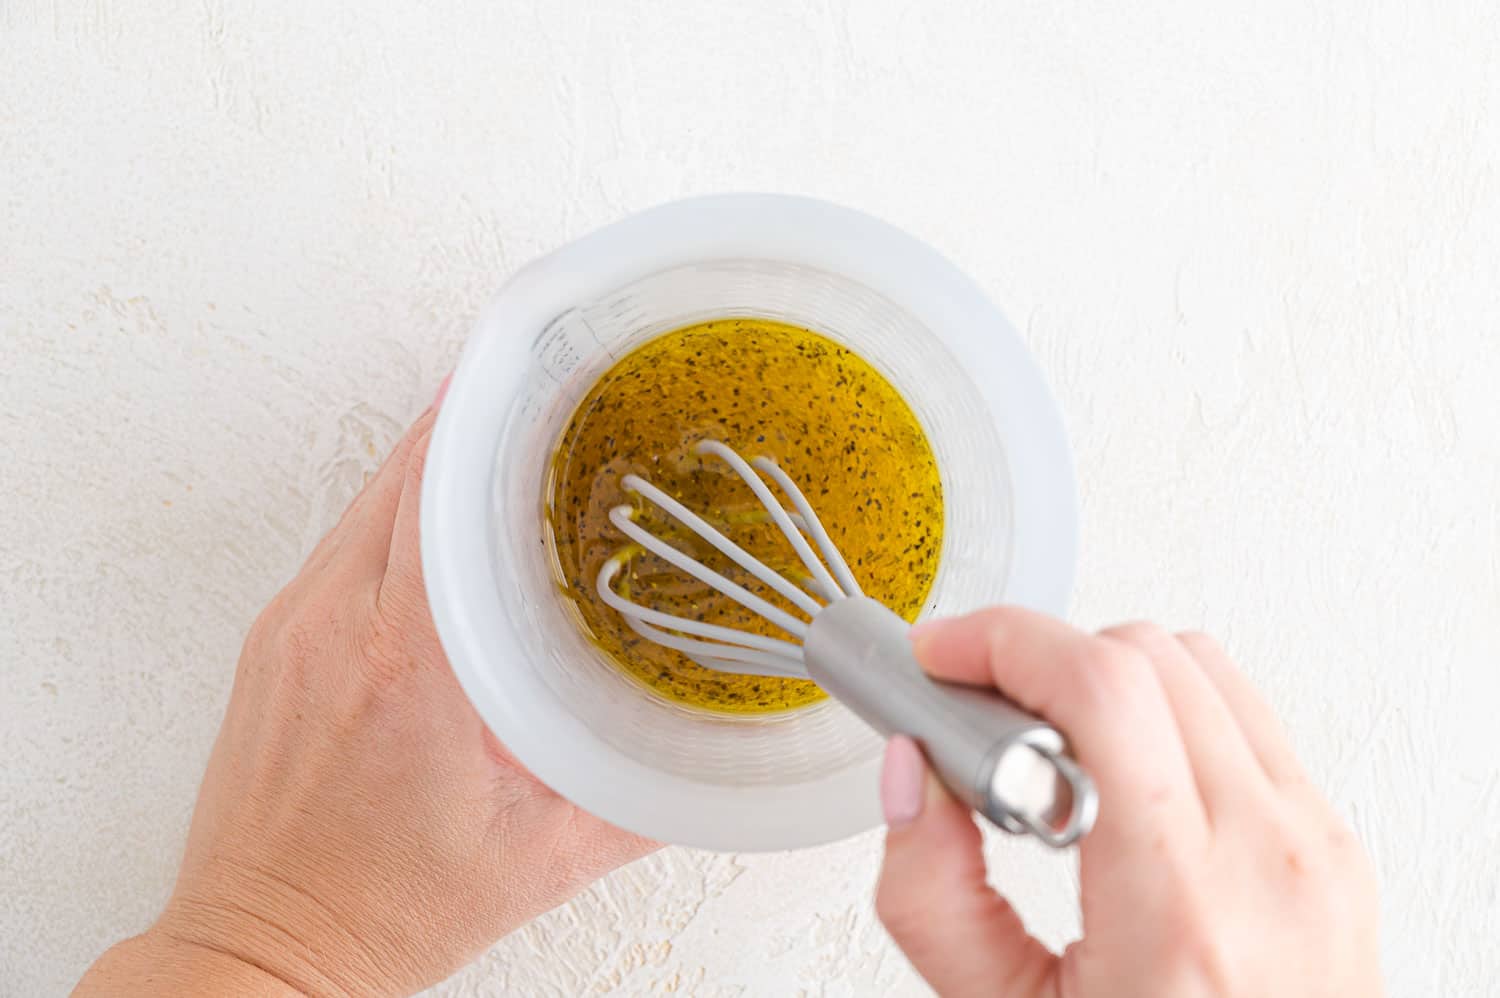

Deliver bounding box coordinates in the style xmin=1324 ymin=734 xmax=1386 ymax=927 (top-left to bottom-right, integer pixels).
xmin=421 ymin=194 xmax=1077 ymax=852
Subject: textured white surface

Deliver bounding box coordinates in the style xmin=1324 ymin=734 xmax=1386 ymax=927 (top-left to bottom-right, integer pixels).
xmin=2 ymin=2 xmax=1497 ymax=995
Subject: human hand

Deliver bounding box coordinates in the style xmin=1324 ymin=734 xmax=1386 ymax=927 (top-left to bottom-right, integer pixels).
xmin=875 ymin=610 xmax=1382 ymax=997
xmin=76 ymin=387 xmax=655 ymax=997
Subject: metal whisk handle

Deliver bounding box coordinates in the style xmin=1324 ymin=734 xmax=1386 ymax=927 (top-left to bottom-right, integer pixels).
xmin=802 ymin=598 xmax=1098 ymax=847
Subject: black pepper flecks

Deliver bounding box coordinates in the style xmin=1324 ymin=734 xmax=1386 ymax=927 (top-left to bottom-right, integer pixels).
xmin=544 ymin=318 xmax=944 ymax=714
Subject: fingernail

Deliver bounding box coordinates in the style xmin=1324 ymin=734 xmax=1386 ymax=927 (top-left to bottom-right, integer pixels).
xmin=881 ymin=735 xmax=927 ymax=828
xmin=434 ymin=371 xmax=454 ymax=406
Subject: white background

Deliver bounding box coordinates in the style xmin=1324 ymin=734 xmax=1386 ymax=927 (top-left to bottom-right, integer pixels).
xmin=3 ymin=2 xmax=1497 ymax=995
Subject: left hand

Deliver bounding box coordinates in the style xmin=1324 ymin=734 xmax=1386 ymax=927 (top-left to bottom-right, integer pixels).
xmin=76 ymin=384 xmax=656 ymax=997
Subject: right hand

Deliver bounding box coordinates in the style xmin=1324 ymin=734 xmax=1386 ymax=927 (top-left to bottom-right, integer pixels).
xmin=875 ymin=609 xmax=1382 ymax=997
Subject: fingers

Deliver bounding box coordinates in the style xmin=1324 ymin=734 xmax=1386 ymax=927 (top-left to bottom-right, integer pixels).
xmin=876 ymin=737 xmax=1058 ymax=998
xmin=312 ymin=375 xmax=451 ymax=594
xmin=378 ymin=417 xmax=435 ymax=614
xmin=320 ymin=404 xmax=440 ymax=588
xmin=910 ymin=608 xmax=1208 ymax=848
xmin=1100 ymin=622 xmax=1270 ymax=817
xmin=1176 ymin=631 xmax=1308 ymax=787
xmin=375 ymin=374 xmax=452 ymax=613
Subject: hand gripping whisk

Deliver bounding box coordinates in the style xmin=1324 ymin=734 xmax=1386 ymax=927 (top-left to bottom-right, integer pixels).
xmin=597 ymin=440 xmax=1098 ymax=847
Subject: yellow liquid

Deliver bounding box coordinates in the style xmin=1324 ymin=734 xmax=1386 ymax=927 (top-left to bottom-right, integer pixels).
xmin=545 ymin=318 xmax=943 ymax=713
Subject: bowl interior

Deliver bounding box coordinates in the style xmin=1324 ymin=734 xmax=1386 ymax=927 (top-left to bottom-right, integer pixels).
xmin=491 ymin=259 xmax=1013 ymax=789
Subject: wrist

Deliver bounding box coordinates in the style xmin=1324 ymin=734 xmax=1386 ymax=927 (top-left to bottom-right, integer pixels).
xmin=156 ymin=857 xmax=402 ymax=998
xmin=74 ymin=928 xmax=305 ymax=997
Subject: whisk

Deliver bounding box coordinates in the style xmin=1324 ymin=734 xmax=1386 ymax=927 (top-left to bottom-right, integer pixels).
xmin=597 ymin=440 xmax=1098 ymax=847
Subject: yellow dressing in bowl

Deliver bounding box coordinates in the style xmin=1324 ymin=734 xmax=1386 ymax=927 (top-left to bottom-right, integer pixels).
xmin=545 ymin=318 xmax=943 ymax=713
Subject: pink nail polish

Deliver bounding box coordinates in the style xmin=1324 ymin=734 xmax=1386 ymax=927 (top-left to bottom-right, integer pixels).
xmin=881 ymin=736 xmax=926 ymax=827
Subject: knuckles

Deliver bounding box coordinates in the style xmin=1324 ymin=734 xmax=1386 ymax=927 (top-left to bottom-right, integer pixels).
xmin=254 ymin=579 xmax=383 ymax=662
xmin=1071 ymin=636 xmax=1155 ymax=707
xmin=1101 ymin=620 xmax=1176 ymax=654
xmin=241 ymin=582 xmax=360 ymax=685
xmin=237 ymin=567 xmax=438 ymax=711
xmin=1175 ymin=629 xmax=1224 ymax=660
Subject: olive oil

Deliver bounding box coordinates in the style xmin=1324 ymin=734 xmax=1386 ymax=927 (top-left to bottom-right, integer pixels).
xmin=545 ymin=318 xmax=943 ymax=714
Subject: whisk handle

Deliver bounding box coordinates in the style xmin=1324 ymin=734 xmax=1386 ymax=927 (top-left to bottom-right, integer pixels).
xmin=803 ymin=597 xmax=1097 ymax=847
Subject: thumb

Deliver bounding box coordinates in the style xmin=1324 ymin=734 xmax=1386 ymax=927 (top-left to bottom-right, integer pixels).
xmin=876 ymin=736 xmax=1058 ymax=998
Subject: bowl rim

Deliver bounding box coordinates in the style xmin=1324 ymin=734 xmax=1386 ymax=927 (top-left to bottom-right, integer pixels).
xmin=421 ymin=193 xmax=1078 ymax=852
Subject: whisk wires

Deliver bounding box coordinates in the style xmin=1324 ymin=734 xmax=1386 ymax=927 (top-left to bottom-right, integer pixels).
xmin=595 ymin=439 xmax=865 ymax=679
